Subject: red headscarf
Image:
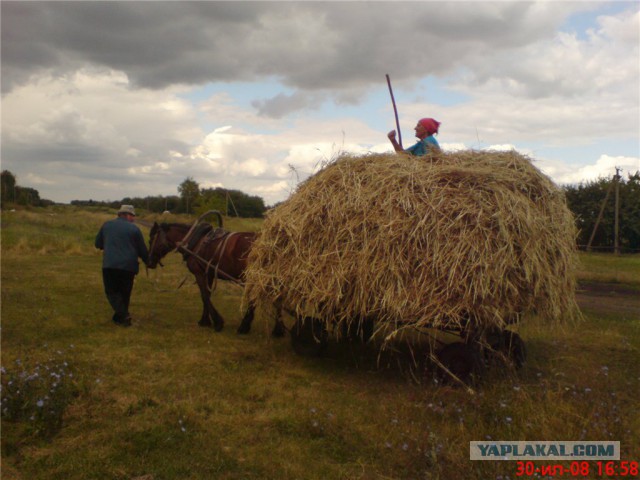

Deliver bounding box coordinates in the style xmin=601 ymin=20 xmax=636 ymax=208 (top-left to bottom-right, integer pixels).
xmin=419 ymin=118 xmax=441 ymax=136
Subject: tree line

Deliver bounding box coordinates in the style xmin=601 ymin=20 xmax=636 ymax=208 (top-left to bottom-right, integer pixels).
xmin=1 ymin=170 xmax=54 ymax=207
xmin=563 ymin=171 xmax=640 ymax=252
xmin=2 ymin=169 xmax=639 ymax=250
xmin=1 ymin=171 xmax=267 ymax=217
xmin=174 ymin=177 xmax=267 ymax=217
xmin=70 ymin=177 xmax=267 ymax=218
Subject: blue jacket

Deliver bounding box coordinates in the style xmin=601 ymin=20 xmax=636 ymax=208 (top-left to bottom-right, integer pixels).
xmin=405 ymin=135 xmax=440 ymax=156
xmin=95 ymin=217 xmax=149 ymax=274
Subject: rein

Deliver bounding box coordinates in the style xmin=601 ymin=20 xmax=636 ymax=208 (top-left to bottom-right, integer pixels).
xmin=148 ymin=227 xmax=164 ymax=267
xmin=148 ymin=267 xmax=192 ymax=293
xmin=177 ymin=233 xmax=245 ymax=292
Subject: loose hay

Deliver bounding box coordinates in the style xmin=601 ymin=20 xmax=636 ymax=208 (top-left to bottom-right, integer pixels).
xmin=243 ymin=150 xmax=580 ymax=339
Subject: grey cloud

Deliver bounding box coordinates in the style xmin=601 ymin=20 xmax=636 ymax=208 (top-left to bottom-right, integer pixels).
xmin=252 ymin=92 xmax=326 ymax=118
xmin=457 ymin=5 xmax=639 ymax=101
xmin=1 ymin=2 xmax=265 ymax=92
xmin=1 ymin=1 xmax=587 ymax=96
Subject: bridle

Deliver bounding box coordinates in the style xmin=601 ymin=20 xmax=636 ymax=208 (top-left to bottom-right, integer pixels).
xmin=149 ymin=225 xmax=174 ymax=268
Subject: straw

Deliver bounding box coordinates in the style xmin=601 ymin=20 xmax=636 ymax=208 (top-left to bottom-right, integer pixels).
xmin=243 ymin=150 xmax=580 ymax=341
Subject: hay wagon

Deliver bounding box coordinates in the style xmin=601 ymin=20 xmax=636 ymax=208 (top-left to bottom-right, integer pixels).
xmin=287 ymin=310 xmax=527 ymax=384
xmin=243 ymin=151 xmax=580 ymax=384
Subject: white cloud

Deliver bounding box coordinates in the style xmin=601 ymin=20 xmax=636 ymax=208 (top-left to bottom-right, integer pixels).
xmin=230 ymin=158 xmax=269 ymax=177
xmin=450 ymin=7 xmax=639 ymax=101
xmin=597 ymin=8 xmax=639 ymax=44
xmin=2 ymin=70 xmax=202 ymax=191
xmin=23 ymin=173 xmax=55 ymax=186
xmin=539 ymin=154 xmax=640 ymax=185
xmin=440 ymin=142 xmax=467 ymax=152
xmin=253 ymin=180 xmax=292 ymax=199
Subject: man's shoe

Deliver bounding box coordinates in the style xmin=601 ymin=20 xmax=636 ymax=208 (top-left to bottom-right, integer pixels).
xmin=113 ymin=315 xmax=132 ymax=327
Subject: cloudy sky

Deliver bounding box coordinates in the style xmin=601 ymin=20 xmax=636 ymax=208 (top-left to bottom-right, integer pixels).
xmin=2 ymin=1 xmax=639 ymax=206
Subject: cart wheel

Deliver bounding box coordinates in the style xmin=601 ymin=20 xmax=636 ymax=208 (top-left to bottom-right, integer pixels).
xmin=341 ymin=317 xmax=374 ymax=343
xmin=501 ymin=331 xmax=527 ymax=369
xmin=484 ymin=326 xmax=504 ymax=351
xmin=435 ymin=342 xmax=485 ymax=385
xmin=360 ymin=317 xmax=374 ymax=343
xmin=291 ymin=316 xmax=328 ymax=356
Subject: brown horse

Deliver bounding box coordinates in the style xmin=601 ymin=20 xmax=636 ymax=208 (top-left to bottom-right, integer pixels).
xmin=147 ymin=216 xmax=285 ymax=336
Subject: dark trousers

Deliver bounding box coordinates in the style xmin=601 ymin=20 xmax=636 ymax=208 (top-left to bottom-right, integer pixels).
xmin=102 ymin=268 xmax=135 ymax=323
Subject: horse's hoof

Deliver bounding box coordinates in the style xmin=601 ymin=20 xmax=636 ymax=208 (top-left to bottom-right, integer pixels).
xmin=272 ymin=323 xmax=286 ymax=338
xmin=214 ymin=322 xmax=224 ymax=332
xmin=198 ymin=321 xmax=212 ymax=328
xmin=237 ymin=325 xmax=250 ymax=335
xmin=271 ymin=327 xmax=286 ymax=338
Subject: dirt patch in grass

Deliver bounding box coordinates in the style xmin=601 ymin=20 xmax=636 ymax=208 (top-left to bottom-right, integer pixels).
xmin=576 ymin=281 xmax=640 ymax=317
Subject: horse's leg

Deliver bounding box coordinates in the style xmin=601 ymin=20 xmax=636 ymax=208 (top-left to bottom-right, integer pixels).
xmin=269 ymin=299 xmax=287 ymax=337
xmin=208 ymin=304 xmax=225 ymax=332
xmin=237 ymin=302 xmax=255 ymax=334
xmin=206 ymin=272 xmax=225 ymax=332
xmin=194 ymin=272 xmax=225 ymax=331
xmin=186 ymin=260 xmax=212 ymax=328
xmin=271 ymin=306 xmax=286 ymax=337
xmin=195 ymin=272 xmax=213 ymax=328
xmin=237 ymin=301 xmax=286 ymax=337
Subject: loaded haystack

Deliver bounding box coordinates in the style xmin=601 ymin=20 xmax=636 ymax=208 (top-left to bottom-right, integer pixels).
xmin=243 ymin=150 xmax=580 ymax=343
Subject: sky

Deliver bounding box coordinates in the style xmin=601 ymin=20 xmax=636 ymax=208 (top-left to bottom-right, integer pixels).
xmin=2 ymin=1 xmax=639 ymax=206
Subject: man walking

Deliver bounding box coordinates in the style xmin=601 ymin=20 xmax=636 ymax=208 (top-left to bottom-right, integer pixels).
xmin=95 ymin=205 xmax=149 ymax=327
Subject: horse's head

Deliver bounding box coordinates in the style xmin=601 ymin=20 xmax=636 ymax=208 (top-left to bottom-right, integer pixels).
xmin=147 ymin=222 xmax=174 ymax=268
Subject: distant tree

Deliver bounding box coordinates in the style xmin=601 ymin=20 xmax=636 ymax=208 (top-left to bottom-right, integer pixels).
xmin=563 ymin=172 xmax=640 ymax=251
xmin=198 ymin=187 xmax=266 ymax=218
xmin=1 ymin=170 xmax=17 ymax=204
xmin=196 ymin=188 xmax=226 ymax=216
xmin=15 ymin=186 xmax=42 ymax=206
xmin=229 ymin=190 xmax=265 ymax=218
xmin=619 ymin=172 xmax=640 ymax=249
xmin=178 ymin=177 xmax=200 ymax=214
xmin=162 ymin=195 xmax=180 ymax=213
xmin=148 ymin=195 xmax=180 ymax=213
xmin=1 ymin=171 xmax=47 ymax=206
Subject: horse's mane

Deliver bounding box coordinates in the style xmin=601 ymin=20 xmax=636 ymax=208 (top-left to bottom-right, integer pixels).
xmin=160 ymin=222 xmax=191 ymax=231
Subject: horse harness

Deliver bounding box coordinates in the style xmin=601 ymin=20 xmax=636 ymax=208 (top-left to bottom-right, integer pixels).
xmin=176 ymin=227 xmax=245 ymax=291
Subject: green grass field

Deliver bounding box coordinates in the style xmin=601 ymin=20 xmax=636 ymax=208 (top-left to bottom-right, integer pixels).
xmin=2 ymin=207 xmax=639 ymax=479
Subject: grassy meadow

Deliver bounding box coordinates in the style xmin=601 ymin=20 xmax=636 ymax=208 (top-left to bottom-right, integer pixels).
xmin=1 ymin=206 xmax=639 ymax=480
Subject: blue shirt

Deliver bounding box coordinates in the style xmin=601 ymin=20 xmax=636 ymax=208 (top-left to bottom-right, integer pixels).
xmin=404 ymin=135 xmax=440 ymax=156
xmin=95 ymin=217 xmax=149 ymax=273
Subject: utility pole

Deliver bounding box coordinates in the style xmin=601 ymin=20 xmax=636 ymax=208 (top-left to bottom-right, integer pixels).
xmin=614 ymin=167 xmax=621 ymax=256
xmin=227 ymin=191 xmax=240 ymax=217
xmin=586 ymin=180 xmax=613 ymax=252
xmin=587 ymin=169 xmax=624 ymax=254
